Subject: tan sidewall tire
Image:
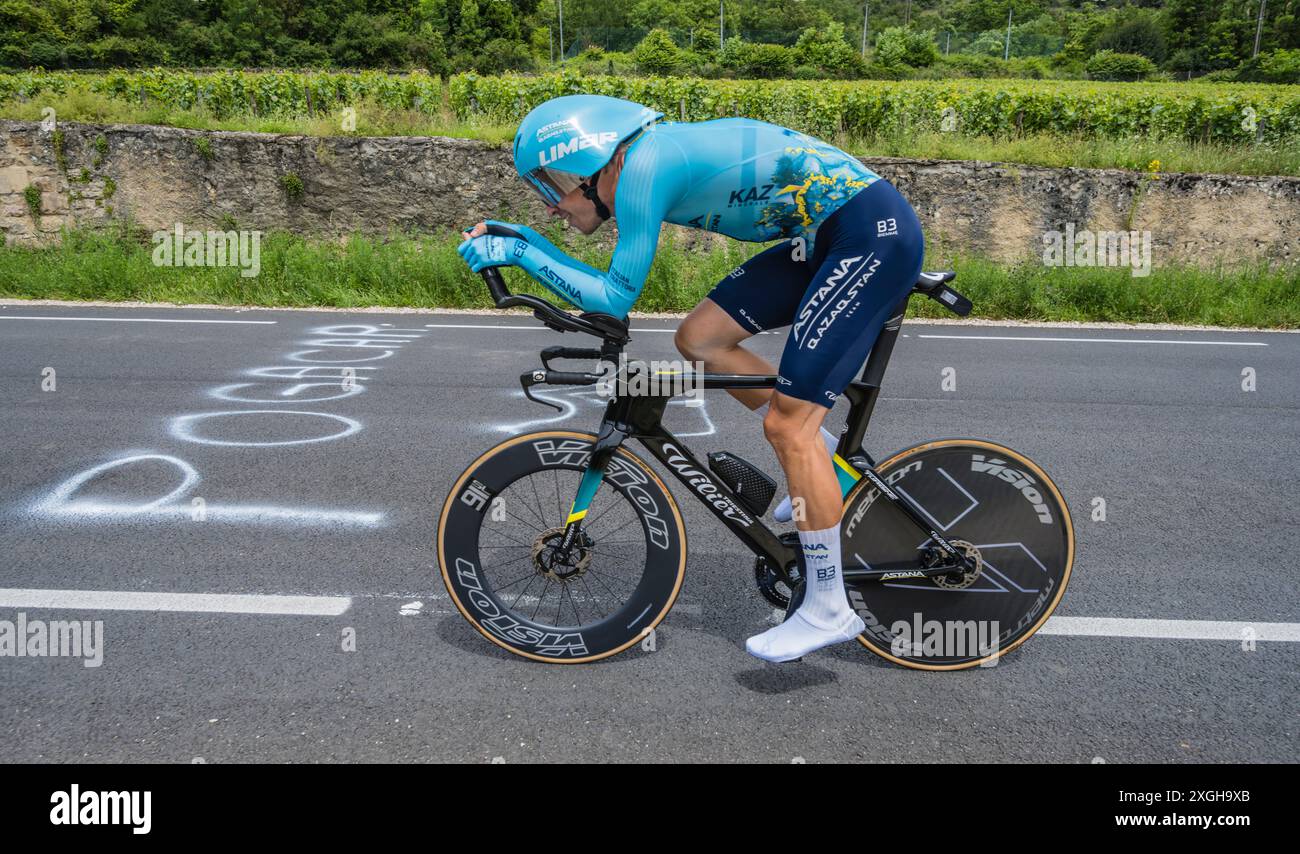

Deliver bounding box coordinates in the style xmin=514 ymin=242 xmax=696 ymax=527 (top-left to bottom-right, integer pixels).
xmin=845 ymin=438 xmax=1075 ymax=671
xmin=437 ymin=430 xmax=688 ymax=664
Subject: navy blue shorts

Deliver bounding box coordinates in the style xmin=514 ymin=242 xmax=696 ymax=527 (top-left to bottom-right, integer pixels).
xmin=706 ymin=179 xmax=924 ymax=408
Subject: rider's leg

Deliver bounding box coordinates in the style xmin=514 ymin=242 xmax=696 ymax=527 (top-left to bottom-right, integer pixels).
xmin=744 ymin=178 xmax=926 ymax=663
xmin=675 ymin=299 xmax=774 ymax=411
xmin=679 ymin=241 xmax=807 ymax=410
xmin=677 ymin=304 xmax=848 ymax=460
xmin=745 ymin=392 xmax=865 ymax=663
xmin=680 ymin=244 xmax=841 ymax=516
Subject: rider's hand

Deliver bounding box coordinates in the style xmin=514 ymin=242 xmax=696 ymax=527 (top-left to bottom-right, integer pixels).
xmin=458 ymin=232 xmax=527 ymax=273
xmin=458 ymin=221 xmax=535 ymax=272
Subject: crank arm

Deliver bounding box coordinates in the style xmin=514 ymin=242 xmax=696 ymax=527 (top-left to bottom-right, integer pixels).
xmin=844 ymin=561 xmax=967 ymax=583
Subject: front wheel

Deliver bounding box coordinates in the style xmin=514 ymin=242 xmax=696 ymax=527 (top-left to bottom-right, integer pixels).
xmin=841 ymin=439 xmax=1075 ymax=670
xmin=437 ymin=431 xmax=687 ymax=663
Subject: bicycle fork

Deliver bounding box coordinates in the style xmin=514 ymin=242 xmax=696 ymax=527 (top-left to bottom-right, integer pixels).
xmin=555 ymin=409 xmax=633 ymax=556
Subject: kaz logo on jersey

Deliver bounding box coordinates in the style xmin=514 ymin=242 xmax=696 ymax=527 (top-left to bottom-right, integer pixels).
xmin=728 ymin=184 xmax=775 ymax=206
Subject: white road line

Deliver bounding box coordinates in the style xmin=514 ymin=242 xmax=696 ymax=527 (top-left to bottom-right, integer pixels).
xmin=0 ymin=316 xmax=276 ymax=324
xmin=0 ymin=589 xmax=1293 ymax=640
xmin=0 ymin=588 xmax=350 ymax=616
xmin=918 ymin=334 xmax=1267 ymax=347
xmin=1040 ymin=616 xmax=1300 ymax=641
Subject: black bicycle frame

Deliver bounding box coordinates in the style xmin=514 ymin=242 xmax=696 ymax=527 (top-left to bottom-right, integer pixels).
xmin=563 ymin=293 xmax=974 ymax=587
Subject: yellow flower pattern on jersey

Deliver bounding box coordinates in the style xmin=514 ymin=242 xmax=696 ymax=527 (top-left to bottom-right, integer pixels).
xmin=756 ymin=144 xmax=879 ymax=239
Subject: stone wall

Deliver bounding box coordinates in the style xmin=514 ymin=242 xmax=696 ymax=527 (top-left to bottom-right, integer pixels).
xmin=2 ymin=119 xmax=1298 ymax=268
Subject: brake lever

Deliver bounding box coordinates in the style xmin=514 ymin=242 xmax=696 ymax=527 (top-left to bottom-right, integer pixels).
xmin=520 ymin=370 xmax=563 ymax=412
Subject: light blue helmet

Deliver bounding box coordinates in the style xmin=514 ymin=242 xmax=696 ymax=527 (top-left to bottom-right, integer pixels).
xmin=513 ymin=94 xmax=663 ymax=206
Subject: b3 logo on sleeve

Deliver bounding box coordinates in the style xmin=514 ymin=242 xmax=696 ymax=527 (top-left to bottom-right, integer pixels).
xmin=876 ymin=218 xmax=898 ymax=237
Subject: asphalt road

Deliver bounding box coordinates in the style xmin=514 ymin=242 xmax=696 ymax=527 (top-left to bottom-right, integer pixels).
xmin=0 ymin=303 xmax=1296 ymax=763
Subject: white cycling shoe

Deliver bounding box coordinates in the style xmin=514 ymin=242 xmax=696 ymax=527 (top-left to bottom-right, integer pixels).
xmin=746 ymin=608 xmax=866 ymax=663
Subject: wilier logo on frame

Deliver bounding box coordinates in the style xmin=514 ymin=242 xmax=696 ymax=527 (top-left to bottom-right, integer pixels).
xmin=152 ymin=223 xmax=261 ymax=278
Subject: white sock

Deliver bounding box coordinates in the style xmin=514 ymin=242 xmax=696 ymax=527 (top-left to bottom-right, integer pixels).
xmin=752 ymin=402 xmax=838 ymax=522
xmin=745 ymin=525 xmax=864 ymax=663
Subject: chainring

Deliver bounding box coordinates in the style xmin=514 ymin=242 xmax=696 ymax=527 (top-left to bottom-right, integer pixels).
xmin=754 ymin=533 xmax=804 ymax=608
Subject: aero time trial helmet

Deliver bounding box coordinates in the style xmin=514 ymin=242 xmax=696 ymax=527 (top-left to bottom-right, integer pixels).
xmin=513 ymin=95 xmax=664 ymax=207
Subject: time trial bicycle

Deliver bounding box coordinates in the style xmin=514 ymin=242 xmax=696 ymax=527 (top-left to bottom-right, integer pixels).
xmin=437 ymin=225 xmax=1075 ymax=669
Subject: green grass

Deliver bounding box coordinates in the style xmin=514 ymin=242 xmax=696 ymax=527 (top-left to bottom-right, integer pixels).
xmin=2 ymin=225 xmax=1296 ymax=328
xmin=850 ymin=129 xmax=1300 ymax=177
xmin=0 ymin=89 xmax=516 ymax=144
xmin=4 ymin=88 xmax=1297 ymax=176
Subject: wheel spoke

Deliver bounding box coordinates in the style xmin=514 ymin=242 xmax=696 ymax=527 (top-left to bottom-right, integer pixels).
xmin=577 ymin=575 xmax=609 ymax=620
xmin=585 ymin=567 xmax=636 ymax=590
xmin=524 ymin=472 xmax=553 ymax=530
xmin=492 ymin=569 xmax=541 ymax=592
xmin=482 ymin=526 xmax=536 ymax=552
xmin=508 ymin=571 xmax=540 ymax=612
xmin=530 ymin=578 xmax=553 ymax=621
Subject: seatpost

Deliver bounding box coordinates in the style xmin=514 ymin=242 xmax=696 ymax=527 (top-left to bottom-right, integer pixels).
xmin=839 ymin=295 xmax=911 ymax=457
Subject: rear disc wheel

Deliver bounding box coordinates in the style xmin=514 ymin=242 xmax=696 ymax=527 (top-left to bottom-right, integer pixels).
xmin=841 ymin=439 xmax=1075 ymax=670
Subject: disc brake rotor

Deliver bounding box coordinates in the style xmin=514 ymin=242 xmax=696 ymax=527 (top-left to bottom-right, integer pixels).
xmin=532 ymin=527 xmax=594 ymax=581
xmin=931 ymin=539 xmax=983 ymax=590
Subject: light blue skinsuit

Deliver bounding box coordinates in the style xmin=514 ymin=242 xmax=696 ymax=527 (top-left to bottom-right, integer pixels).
xmin=471 ymin=117 xmax=925 ymax=408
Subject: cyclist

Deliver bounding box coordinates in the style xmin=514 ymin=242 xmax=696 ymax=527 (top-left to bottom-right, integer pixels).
xmin=460 ymin=94 xmax=925 ymax=663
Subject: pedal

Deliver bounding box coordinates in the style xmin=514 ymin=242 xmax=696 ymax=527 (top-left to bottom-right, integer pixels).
xmin=707 ymin=451 xmax=777 ymax=517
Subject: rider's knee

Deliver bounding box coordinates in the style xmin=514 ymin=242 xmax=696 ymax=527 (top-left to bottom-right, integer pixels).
xmin=762 ymin=405 xmax=800 ymax=452
xmin=674 ymin=319 xmax=714 ymax=362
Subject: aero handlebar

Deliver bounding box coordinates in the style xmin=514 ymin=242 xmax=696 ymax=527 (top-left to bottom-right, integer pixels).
xmin=473 ymin=223 xmax=629 ymax=343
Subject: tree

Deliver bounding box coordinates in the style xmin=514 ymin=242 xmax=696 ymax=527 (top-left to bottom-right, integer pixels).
xmin=632 ymin=28 xmax=683 ymax=74
xmin=331 ymin=13 xmax=411 ymax=67
xmin=875 ymin=26 xmax=939 ymax=68
xmin=1163 ymin=0 xmax=1213 ymax=58
xmin=793 ymin=22 xmax=859 ymax=75
xmin=1096 ymin=14 xmax=1167 ymax=63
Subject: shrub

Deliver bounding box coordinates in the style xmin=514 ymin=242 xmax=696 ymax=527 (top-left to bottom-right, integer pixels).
xmin=875 ymin=27 xmax=939 ymax=69
xmin=794 ymin=23 xmax=861 ymax=77
xmin=280 ymin=173 xmax=304 ymax=200
xmin=24 ymin=184 xmax=41 ymax=219
xmin=741 ymin=43 xmax=794 ymax=79
xmin=1238 ymin=49 xmax=1300 ymax=85
xmin=633 ymin=29 xmax=684 ymax=76
xmin=1085 ymin=50 xmax=1156 ymax=82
